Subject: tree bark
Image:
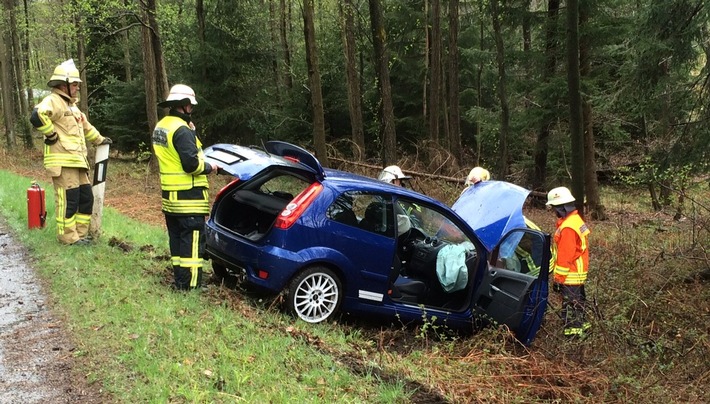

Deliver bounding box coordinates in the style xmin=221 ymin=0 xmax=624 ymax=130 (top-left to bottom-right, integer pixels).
xmin=302 ymin=0 xmax=328 ymax=167
xmin=147 ymin=0 xmax=169 ymax=99
xmin=340 ymin=0 xmax=365 ymax=155
xmin=368 ymin=0 xmax=397 ymax=165
xmin=428 ymin=0 xmax=441 ymax=143
xmin=580 ymin=1 xmax=605 ymax=220
xmin=447 ymin=0 xmax=461 ymax=162
xmin=490 ymin=0 xmax=510 ymax=178
xmin=141 ymin=5 xmax=158 ymax=134
xmin=280 ymin=0 xmax=293 ymax=89
xmin=0 ymin=10 xmax=16 ymax=149
xmin=7 ymin=0 xmax=31 ymax=147
xmin=531 ymin=0 xmax=560 ymax=191
xmin=121 ymin=0 xmax=132 ymax=82
xmin=566 ymin=0 xmax=585 ymax=213
xmin=197 ymin=0 xmax=206 ymax=80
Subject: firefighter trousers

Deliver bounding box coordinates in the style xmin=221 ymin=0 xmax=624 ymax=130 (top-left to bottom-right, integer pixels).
xmin=164 ymin=214 xmax=206 ymax=290
xmin=51 ymin=167 xmax=93 ymax=245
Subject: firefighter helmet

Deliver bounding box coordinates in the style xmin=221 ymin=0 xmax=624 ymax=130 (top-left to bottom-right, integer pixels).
xmin=546 ymin=186 xmax=576 ymax=206
xmin=378 ymin=165 xmax=411 ymax=184
xmin=47 ymin=59 xmax=81 ymax=87
xmin=465 ymin=167 xmax=491 ymax=185
xmin=159 ymin=84 xmax=198 ymax=107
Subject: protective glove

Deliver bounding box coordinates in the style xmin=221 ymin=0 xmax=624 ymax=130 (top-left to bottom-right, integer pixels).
xmin=100 ymin=137 xmax=113 ymax=145
xmin=44 ymin=133 xmax=58 ymax=145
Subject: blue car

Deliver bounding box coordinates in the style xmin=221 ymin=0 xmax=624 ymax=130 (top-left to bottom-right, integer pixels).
xmin=204 ymin=141 xmax=550 ymax=345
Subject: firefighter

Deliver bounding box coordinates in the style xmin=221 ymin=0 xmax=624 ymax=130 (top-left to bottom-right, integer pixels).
xmin=546 ymin=186 xmax=592 ymax=337
xmin=30 ymin=59 xmax=112 ymax=246
xmin=378 ymin=165 xmax=411 ymax=187
xmin=461 ymin=166 xmax=490 ymax=195
xmin=464 ymin=166 xmax=490 ymax=186
xmin=152 ymin=84 xmax=219 ymax=291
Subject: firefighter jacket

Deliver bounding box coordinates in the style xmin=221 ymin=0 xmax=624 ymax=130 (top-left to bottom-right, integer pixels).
xmin=30 ymin=88 xmax=105 ymax=176
xmin=552 ymin=210 xmax=590 ymax=285
xmin=152 ymin=112 xmax=212 ymax=215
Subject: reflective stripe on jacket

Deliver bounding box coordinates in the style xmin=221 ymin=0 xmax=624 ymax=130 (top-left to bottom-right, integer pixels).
xmin=552 ymin=211 xmax=590 ymax=285
xmin=152 ymin=115 xmax=210 ymax=214
xmin=32 ymin=89 xmax=102 ymax=171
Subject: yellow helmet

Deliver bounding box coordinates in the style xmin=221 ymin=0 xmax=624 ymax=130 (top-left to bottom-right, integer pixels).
xmin=546 ymin=186 xmax=576 ymax=206
xmin=47 ymin=59 xmax=81 ymax=87
xmin=465 ymin=166 xmax=491 ymax=185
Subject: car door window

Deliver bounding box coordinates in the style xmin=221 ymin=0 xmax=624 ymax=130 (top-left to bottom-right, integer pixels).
xmin=327 ymin=192 xmax=395 ymax=237
xmin=495 ymin=230 xmax=548 ymax=276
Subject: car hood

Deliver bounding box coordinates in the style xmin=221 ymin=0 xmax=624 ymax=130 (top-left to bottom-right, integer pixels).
xmin=452 ymin=180 xmax=529 ymax=251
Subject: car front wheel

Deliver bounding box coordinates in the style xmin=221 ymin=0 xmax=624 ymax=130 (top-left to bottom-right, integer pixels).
xmin=286 ymin=266 xmax=343 ymax=323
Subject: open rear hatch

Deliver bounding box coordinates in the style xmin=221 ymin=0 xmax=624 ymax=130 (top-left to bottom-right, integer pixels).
xmin=204 ymin=142 xmax=323 ymax=240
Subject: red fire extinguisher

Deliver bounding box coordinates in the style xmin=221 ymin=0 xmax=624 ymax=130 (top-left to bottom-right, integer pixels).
xmin=27 ymin=181 xmax=47 ymax=229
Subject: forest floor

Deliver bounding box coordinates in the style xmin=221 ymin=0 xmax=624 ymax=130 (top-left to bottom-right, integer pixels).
xmin=1 ymin=145 xmax=708 ymax=403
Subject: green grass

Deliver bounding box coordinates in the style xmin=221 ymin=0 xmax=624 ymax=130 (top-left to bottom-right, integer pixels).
xmin=0 ymin=169 xmax=407 ymax=403
xmin=2 ymin=162 xmax=709 ymax=403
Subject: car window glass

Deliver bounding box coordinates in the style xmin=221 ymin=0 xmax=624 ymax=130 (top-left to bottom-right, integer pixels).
xmin=330 ymin=191 xmax=394 ymax=237
xmin=496 ymin=230 xmax=546 ymax=275
xmin=326 ymin=193 xmax=359 ymax=227
xmin=397 ymin=197 xmax=472 ymax=245
xmin=258 ymin=173 xmax=309 ymax=201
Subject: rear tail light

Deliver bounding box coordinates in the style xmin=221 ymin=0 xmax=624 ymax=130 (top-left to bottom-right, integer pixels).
xmin=274 ymin=182 xmax=323 ymax=229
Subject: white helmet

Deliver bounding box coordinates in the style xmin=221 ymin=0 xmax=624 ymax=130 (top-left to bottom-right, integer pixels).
xmin=159 ymin=84 xmax=198 ymax=107
xmin=378 ymin=165 xmax=411 ymax=184
xmin=546 ymin=186 xmax=576 ymax=206
xmin=465 ymin=167 xmax=491 ymax=185
xmin=47 ymin=59 xmax=82 ymax=87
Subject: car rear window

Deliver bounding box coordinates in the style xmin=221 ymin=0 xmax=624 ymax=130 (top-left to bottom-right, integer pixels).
xmin=258 ymin=173 xmax=310 ymax=201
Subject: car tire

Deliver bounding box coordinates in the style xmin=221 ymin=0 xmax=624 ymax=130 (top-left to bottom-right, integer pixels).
xmin=286 ymin=266 xmax=343 ymax=323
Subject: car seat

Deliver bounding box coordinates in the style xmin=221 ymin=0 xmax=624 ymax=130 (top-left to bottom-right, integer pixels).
xmin=359 ymin=201 xmax=391 ymax=236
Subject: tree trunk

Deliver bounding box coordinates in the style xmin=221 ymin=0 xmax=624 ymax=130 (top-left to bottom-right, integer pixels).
xmin=0 ymin=13 xmax=16 ymax=149
xmin=422 ymin=0 xmax=428 ymax=122
xmin=447 ymin=0 xmax=461 ymax=162
xmin=340 ymin=0 xmax=365 ymax=156
xmin=7 ymin=0 xmax=31 ymax=148
xmin=566 ymin=0 xmax=585 ymax=214
xmin=197 ymin=0 xmax=206 ymax=80
xmin=368 ymin=0 xmax=397 ymax=165
xmin=147 ymin=0 xmax=169 ymax=99
xmin=490 ymin=0 xmax=509 ymax=178
xmin=580 ymin=1 xmax=605 ymax=220
xmin=121 ymin=0 xmax=132 ymax=82
xmin=302 ymin=0 xmax=328 ymax=167
xmin=141 ymin=6 xmax=158 ymax=134
xmin=531 ymin=0 xmax=560 ymax=191
xmin=428 ymin=0 xmax=441 ymax=143
xmin=279 ymin=0 xmax=293 ymax=89
xmin=22 ymin=0 xmax=33 ymax=108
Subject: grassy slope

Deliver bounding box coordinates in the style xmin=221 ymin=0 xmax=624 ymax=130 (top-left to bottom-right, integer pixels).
xmin=0 ymin=146 xmax=708 ymax=403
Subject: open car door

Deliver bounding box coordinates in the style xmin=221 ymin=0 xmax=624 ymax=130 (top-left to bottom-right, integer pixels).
xmin=471 ymin=228 xmax=551 ymax=345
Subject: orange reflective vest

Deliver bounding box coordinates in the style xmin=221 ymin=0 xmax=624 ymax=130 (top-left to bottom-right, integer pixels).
xmin=552 ymin=211 xmax=590 ymax=285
